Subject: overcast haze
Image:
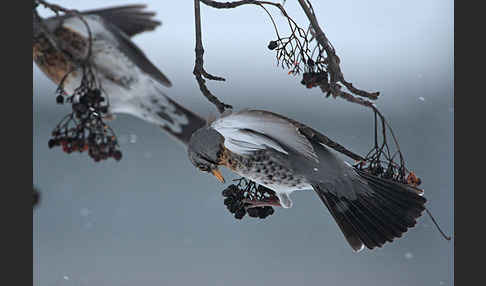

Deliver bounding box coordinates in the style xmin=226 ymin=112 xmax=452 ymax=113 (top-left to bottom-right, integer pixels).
xmin=34 ymin=1 xmax=453 ymax=285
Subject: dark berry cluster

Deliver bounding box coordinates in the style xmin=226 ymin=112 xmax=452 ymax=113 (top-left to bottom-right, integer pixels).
xmin=221 ymin=179 xmax=277 ymax=220
xmin=49 ymin=87 xmax=122 ymax=162
xmin=48 ymin=126 xmax=122 ymax=162
xmin=222 ymin=185 xmax=248 ymax=219
xmin=301 ymin=71 xmax=328 ymax=89
xmin=33 ymin=187 xmax=40 ymax=208
xmin=354 ymin=160 xmax=421 ymax=188
xmin=267 ymin=40 xmax=278 ymax=50
xmin=247 ymin=205 xmax=274 ymax=219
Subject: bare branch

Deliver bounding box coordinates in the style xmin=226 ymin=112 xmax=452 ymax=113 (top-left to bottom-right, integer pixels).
xmin=200 ymin=0 xmax=379 ymax=103
xmin=200 ymin=0 xmax=285 ymax=11
xmin=195 ymin=0 xmax=389 ymax=164
xmin=297 ymin=0 xmax=379 ymax=100
xmin=193 ymin=0 xmax=232 ymax=114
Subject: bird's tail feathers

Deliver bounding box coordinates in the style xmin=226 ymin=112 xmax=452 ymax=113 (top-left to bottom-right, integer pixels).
xmin=312 ymin=169 xmax=426 ymax=251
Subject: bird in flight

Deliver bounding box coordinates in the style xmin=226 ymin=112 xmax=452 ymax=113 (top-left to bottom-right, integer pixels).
xmin=187 ymin=109 xmax=426 ymax=251
xmin=33 ymin=4 xmax=205 ymax=145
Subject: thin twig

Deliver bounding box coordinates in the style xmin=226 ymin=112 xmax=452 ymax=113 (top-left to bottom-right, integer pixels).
xmin=297 ymin=0 xmax=379 ymax=100
xmin=197 ymin=0 xmax=387 ymax=163
xmin=36 ymin=0 xmax=93 ymax=63
xmin=200 ymin=0 xmax=379 ymax=103
xmin=193 ymin=0 xmax=232 ymax=114
xmin=425 ymin=207 xmax=452 ymax=241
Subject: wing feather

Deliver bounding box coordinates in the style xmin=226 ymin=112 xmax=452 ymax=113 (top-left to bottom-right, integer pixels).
xmin=82 ymin=5 xmax=161 ymax=37
xmin=211 ymin=109 xmax=319 ymax=162
xmin=60 ymin=15 xmax=172 ymax=87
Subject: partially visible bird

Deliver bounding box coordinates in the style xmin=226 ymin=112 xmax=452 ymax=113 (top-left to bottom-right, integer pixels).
xmin=33 ymin=4 xmax=205 ymax=145
xmin=187 ymin=109 xmax=426 ymax=251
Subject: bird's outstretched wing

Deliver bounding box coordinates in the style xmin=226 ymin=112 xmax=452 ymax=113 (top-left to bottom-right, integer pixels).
xmin=43 ymin=10 xmax=172 ymax=87
xmin=44 ymin=4 xmax=161 ymax=38
xmin=82 ymin=4 xmax=161 ymax=37
xmin=211 ymin=109 xmax=319 ymax=162
xmin=100 ymin=19 xmax=172 ymax=87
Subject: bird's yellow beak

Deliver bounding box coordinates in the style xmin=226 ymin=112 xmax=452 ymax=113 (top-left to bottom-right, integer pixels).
xmin=211 ymin=169 xmax=225 ymax=184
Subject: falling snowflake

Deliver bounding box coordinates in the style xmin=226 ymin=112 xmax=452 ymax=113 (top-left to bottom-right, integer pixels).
xmin=143 ymin=151 xmax=153 ymax=159
xmin=80 ymin=208 xmax=92 ymax=217
xmin=84 ymin=221 xmax=94 ymax=229
xmin=129 ymin=134 xmax=137 ymax=144
xmin=404 ymin=252 xmax=414 ymax=260
xmin=418 ymin=97 xmax=425 ymax=102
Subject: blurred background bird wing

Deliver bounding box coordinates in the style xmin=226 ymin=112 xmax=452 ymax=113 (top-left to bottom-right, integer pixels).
xmin=49 ymin=6 xmax=172 ymax=87
xmin=82 ymin=4 xmax=161 ymax=37
xmin=36 ymin=5 xmax=204 ymax=146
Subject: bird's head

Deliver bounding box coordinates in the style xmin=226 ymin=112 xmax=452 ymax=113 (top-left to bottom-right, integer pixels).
xmin=187 ymin=127 xmax=226 ymax=183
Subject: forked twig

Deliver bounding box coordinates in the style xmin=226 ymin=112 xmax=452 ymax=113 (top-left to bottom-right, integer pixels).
xmin=193 ymin=0 xmax=232 ymax=114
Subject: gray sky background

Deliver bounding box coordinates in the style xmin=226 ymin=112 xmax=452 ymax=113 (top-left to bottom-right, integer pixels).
xmin=34 ymin=1 xmax=453 ymax=286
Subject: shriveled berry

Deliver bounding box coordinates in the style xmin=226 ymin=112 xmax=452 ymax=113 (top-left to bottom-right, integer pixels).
xmin=258 ymin=210 xmax=267 ymax=219
xmin=267 ymin=40 xmax=278 ymax=50
xmin=73 ymin=103 xmax=88 ymax=114
xmin=113 ymin=150 xmax=122 ymax=161
xmin=228 ymin=202 xmax=239 ymax=213
xmin=234 ymin=209 xmax=246 ymax=220
xmin=266 ymin=207 xmax=274 ymax=215
xmin=80 ymin=95 xmax=89 ymax=105
xmin=247 ymin=208 xmax=259 ymax=218
xmin=222 ymin=186 xmax=237 ymax=197
xmin=56 ymin=95 xmax=64 ymax=104
xmin=224 ymin=197 xmax=233 ymax=206
xmin=48 ymin=139 xmax=56 ymax=148
xmin=264 ymin=206 xmax=274 ymax=216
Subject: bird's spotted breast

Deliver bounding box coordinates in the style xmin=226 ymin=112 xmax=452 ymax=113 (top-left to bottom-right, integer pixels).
xmin=220 ymin=148 xmax=309 ymax=190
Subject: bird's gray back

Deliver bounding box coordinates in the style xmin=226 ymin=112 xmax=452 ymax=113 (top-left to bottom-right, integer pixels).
xmin=284 ymin=137 xmax=362 ymax=200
